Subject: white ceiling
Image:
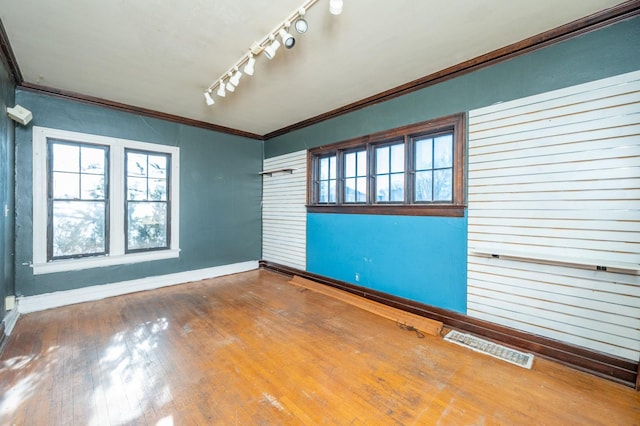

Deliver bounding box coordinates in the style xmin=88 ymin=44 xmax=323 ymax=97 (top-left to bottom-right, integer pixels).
xmin=0 ymin=0 xmax=625 ymax=136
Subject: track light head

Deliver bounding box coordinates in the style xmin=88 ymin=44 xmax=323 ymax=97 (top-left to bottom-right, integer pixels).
xmin=294 ymin=18 xmax=308 ymax=34
xmin=244 ymin=54 xmax=256 ymax=76
xmin=279 ymin=27 xmax=295 ymax=49
xmin=329 ymin=0 xmax=343 ymax=15
xmin=216 ymin=80 xmax=226 ymax=97
xmin=225 ymin=72 xmax=236 ymax=92
xmin=204 ymin=90 xmax=215 ymax=106
xmin=295 ymin=7 xmax=308 ymax=33
xmin=264 ymin=35 xmax=281 ymax=60
xmin=230 ymin=67 xmax=242 ymax=86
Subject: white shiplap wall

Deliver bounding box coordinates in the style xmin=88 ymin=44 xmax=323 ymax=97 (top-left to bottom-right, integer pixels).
xmin=467 ymin=70 xmax=640 ymax=361
xmin=262 ymin=150 xmax=307 ymax=270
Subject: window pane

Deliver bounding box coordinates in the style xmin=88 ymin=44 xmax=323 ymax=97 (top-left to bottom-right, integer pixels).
xmin=53 ymin=172 xmax=79 ymax=199
xmin=52 ymin=144 xmax=79 ymax=172
xmin=149 ymin=179 xmax=167 ymax=201
xmin=81 ymin=146 xmax=105 ymax=174
xmin=357 ymin=151 xmax=367 ymax=177
xmin=390 ymin=173 xmax=405 ymax=202
xmin=128 ymin=177 xmax=147 ymax=200
xmin=434 ymin=135 xmax=453 ymax=168
xmin=319 ymin=157 xmax=329 ymax=180
xmin=376 ymin=146 xmax=389 ymax=174
xmin=345 ymin=152 xmax=356 ymax=178
xmin=52 ymin=201 xmax=105 ymax=257
xmin=319 ymin=181 xmax=328 ymax=203
xmin=329 ymin=156 xmax=336 ymax=179
xmin=81 ymin=174 xmax=105 ymax=199
xmin=356 ymin=177 xmax=367 ymax=202
xmin=390 ymin=144 xmax=404 ymax=173
xmin=376 ymin=175 xmax=389 ymax=202
xmin=128 ymin=153 xmax=148 ymax=177
xmin=128 ymin=202 xmax=167 ymax=250
xmin=345 ymin=177 xmax=356 ymax=203
xmin=148 ymin=155 xmax=167 ymax=178
xmin=329 ymin=180 xmax=336 ymax=203
xmin=434 ymin=169 xmax=453 ymax=201
xmin=415 ymin=171 xmax=433 ymax=201
xmin=415 ymin=138 xmax=433 ymax=170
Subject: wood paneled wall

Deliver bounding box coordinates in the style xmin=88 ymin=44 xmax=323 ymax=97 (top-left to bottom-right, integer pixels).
xmin=467 ymin=70 xmax=640 ymax=362
xmin=262 ymin=150 xmax=307 ymax=270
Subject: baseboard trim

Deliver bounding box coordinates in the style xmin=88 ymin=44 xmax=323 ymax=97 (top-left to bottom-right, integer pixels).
xmin=0 ymin=321 xmax=5 ymax=355
xmin=17 ymin=260 xmax=259 ymax=314
xmin=0 ymin=308 xmax=19 ymax=354
xmin=260 ymin=260 xmax=638 ymax=389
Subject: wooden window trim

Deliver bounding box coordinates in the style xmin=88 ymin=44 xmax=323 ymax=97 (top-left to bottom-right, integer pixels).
xmin=307 ymin=113 xmax=466 ymax=217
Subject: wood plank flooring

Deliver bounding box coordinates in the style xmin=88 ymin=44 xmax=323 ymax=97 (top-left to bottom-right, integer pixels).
xmin=1 ymin=269 xmax=639 ymax=425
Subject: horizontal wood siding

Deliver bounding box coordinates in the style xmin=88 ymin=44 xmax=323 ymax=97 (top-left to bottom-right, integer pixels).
xmin=467 ymin=70 xmax=640 ymax=362
xmin=262 ymin=150 xmax=307 ymax=270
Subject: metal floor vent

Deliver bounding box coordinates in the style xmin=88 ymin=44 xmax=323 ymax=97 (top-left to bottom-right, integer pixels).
xmin=444 ymin=330 xmax=534 ymax=369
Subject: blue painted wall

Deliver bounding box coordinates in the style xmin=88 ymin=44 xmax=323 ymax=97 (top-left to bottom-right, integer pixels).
xmin=14 ymin=90 xmax=263 ymax=297
xmin=0 ymin=55 xmax=16 ymax=318
xmin=307 ymin=213 xmax=467 ymax=313
xmin=266 ymin=16 xmax=640 ymax=314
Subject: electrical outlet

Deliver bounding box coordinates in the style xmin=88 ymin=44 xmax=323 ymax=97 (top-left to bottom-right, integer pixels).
xmin=355 ymin=273 xmax=360 ymax=282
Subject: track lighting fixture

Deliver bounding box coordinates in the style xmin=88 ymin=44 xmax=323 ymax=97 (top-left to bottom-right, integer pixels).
xmin=279 ymin=25 xmax=295 ymax=49
xmin=204 ymin=0 xmax=345 ymax=106
xmin=329 ymin=0 xmax=343 ymax=15
xmin=244 ymin=54 xmax=256 ymax=76
xmin=294 ymin=7 xmax=308 ymax=34
xmin=216 ymin=80 xmax=226 ymax=97
xmin=204 ymin=90 xmax=215 ymax=106
xmin=264 ymin=35 xmax=281 ymax=60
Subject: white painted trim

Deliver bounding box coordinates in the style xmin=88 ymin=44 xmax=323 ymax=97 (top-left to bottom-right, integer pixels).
xmin=32 ymin=126 xmax=180 ymax=274
xmin=32 ymin=249 xmax=181 ymax=275
xmin=17 ymin=260 xmax=259 ymax=314
xmin=2 ymin=308 xmax=19 ymax=336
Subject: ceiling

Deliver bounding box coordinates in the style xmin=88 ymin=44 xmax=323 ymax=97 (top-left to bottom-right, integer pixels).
xmin=0 ymin=0 xmax=626 ymax=136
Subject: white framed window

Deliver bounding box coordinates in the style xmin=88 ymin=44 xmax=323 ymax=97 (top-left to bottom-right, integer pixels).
xmin=33 ymin=126 xmax=180 ymax=274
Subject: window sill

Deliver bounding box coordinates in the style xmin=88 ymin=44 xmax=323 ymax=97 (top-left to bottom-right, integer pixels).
xmin=306 ymin=204 xmax=465 ymax=217
xmin=32 ymin=249 xmax=180 ymax=275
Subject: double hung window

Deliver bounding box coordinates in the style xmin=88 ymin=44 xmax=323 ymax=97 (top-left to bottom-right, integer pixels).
xmin=33 ymin=127 xmax=180 ymax=274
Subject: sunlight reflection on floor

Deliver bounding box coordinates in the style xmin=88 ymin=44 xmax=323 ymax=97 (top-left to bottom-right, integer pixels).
xmin=88 ymin=317 xmax=171 ymax=426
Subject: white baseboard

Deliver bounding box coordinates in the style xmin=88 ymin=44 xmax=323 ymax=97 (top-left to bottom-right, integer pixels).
xmin=2 ymin=308 xmax=20 ymax=336
xmin=17 ymin=260 xmax=259 ymax=314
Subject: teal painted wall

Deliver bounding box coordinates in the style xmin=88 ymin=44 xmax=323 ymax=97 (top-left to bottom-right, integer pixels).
xmin=14 ymin=90 xmax=263 ymax=297
xmin=267 ymin=16 xmax=640 ymax=313
xmin=0 ymin=57 xmax=16 ymax=318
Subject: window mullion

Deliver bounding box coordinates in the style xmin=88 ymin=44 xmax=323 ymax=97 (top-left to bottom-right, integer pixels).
xmin=404 ymin=136 xmax=410 ymax=204
xmin=336 ymin=150 xmax=343 ymax=205
xmin=367 ymin=143 xmax=374 ymax=204
xmin=110 ymin=144 xmax=125 ymax=256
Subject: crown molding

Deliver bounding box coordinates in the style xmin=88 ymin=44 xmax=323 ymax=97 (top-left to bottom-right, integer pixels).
xmin=0 ymin=18 xmax=22 ymax=84
xmin=18 ymin=83 xmax=264 ymax=140
xmin=264 ymin=0 xmax=640 ymax=140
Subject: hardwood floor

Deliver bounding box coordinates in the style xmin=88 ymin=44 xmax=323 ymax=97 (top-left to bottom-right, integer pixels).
xmin=1 ymin=269 xmax=638 ymax=425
